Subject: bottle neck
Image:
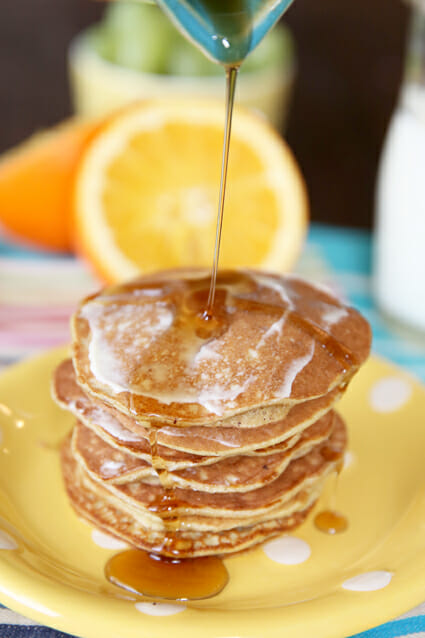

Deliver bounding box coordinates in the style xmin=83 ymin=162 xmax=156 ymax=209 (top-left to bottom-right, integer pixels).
xmin=404 ymin=4 xmax=425 ymax=86
xmin=400 ymin=4 xmax=425 ymax=120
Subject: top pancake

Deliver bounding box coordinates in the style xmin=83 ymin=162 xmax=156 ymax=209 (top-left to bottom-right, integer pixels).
xmin=72 ymin=269 xmax=371 ymax=425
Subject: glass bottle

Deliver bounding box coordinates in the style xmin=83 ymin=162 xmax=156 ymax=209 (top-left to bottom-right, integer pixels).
xmin=374 ymin=0 xmax=425 ymax=331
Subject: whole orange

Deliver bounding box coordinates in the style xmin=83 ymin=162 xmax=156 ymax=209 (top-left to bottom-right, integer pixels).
xmin=0 ymin=119 xmax=99 ymax=252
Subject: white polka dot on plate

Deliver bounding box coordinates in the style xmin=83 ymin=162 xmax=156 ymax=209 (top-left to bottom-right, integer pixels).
xmin=135 ymin=602 xmax=186 ymax=616
xmin=369 ymin=377 xmax=412 ymax=413
xmin=0 ymin=530 xmax=18 ymax=550
xmin=342 ymin=570 xmax=392 ymax=591
xmin=91 ymin=529 xmax=128 ymax=550
xmin=263 ymin=536 xmax=311 ymax=565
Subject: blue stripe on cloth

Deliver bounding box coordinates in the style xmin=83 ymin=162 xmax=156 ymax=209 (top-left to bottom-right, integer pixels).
xmin=306 ymin=227 xmax=425 ymax=384
xmin=308 ymin=224 xmax=372 ymax=275
xmin=350 ymin=616 xmax=425 ymax=638
xmin=0 ymin=237 xmax=71 ymax=260
xmin=0 ymin=627 xmax=76 ymax=638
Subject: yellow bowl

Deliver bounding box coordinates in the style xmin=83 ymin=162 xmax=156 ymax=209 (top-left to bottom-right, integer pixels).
xmin=68 ymin=31 xmax=295 ymax=129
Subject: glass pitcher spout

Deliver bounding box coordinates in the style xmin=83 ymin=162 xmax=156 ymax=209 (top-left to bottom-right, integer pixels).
xmin=155 ymin=0 xmax=294 ymax=66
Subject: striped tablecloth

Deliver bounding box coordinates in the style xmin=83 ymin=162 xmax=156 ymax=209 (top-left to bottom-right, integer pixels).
xmin=1 ymin=223 xmax=425 ymax=638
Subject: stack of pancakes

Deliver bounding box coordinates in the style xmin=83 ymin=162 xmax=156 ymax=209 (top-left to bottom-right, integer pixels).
xmin=53 ymin=270 xmax=371 ymax=558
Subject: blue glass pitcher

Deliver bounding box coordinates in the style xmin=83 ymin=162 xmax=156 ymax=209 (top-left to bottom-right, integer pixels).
xmin=155 ymin=0 xmax=294 ymax=66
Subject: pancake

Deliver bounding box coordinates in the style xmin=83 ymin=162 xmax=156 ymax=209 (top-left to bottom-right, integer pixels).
xmin=75 ymin=457 xmax=328 ymax=534
xmin=64 ymin=413 xmax=346 ymax=539
xmin=54 ymin=359 xmax=205 ymax=468
xmin=62 ymin=437 xmax=321 ymax=556
xmin=73 ymin=411 xmax=336 ymax=492
xmin=90 ymin=413 xmax=346 ymax=520
xmin=171 ymin=412 xmax=335 ymax=492
xmin=53 ymin=359 xmax=342 ymax=460
xmin=71 ymin=423 xmax=153 ymax=484
xmin=71 ymin=269 xmax=371 ymax=425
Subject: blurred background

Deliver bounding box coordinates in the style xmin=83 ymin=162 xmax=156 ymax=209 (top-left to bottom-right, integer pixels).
xmin=0 ymin=0 xmax=409 ymax=229
xmin=1 ymin=0 xmax=424 ymax=380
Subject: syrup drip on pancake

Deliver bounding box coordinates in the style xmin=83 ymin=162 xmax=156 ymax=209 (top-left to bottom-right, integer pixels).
xmin=100 ymin=418 xmax=213 ymax=597
xmin=142 ymin=422 xmax=181 ymax=545
xmin=105 ymin=409 xmax=230 ymax=600
xmin=314 ymin=444 xmax=348 ymax=535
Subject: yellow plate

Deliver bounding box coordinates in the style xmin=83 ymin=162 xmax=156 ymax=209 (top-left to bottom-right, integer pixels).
xmin=0 ymin=347 xmax=424 ymax=638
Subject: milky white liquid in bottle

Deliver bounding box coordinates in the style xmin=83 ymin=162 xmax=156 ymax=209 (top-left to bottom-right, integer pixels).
xmin=375 ymin=84 xmax=425 ymax=330
xmin=374 ymin=5 xmax=425 ymax=331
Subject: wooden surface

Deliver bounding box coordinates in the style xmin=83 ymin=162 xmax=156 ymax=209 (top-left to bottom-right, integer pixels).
xmin=0 ymin=0 xmax=410 ymax=228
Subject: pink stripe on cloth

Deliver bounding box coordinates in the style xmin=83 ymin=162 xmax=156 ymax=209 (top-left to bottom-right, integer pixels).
xmin=0 ymin=255 xmax=98 ymax=364
xmin=0 ymin=316 xmax=72 ymax=330
xmin=0 ymin=333 xmax=69 ymax=348
xmin=1 ymin=305 xmax=76 ymax=317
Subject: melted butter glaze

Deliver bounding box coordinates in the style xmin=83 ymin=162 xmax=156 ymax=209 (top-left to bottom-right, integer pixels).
xmin=81 ymin=270 xmax=360 ymax=417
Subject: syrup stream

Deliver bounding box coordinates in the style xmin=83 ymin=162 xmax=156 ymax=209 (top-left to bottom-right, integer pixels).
xmin=206 ymin=65 xmax=239 ymax=317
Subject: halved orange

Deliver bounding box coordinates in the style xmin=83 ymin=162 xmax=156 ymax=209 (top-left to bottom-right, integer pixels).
xmin=74 ymin=99 xmax=308 ymax=281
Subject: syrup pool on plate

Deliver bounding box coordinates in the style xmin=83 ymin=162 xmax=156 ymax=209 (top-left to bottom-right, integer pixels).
xmin=106 ymin=549 xmax=229 ymax=601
